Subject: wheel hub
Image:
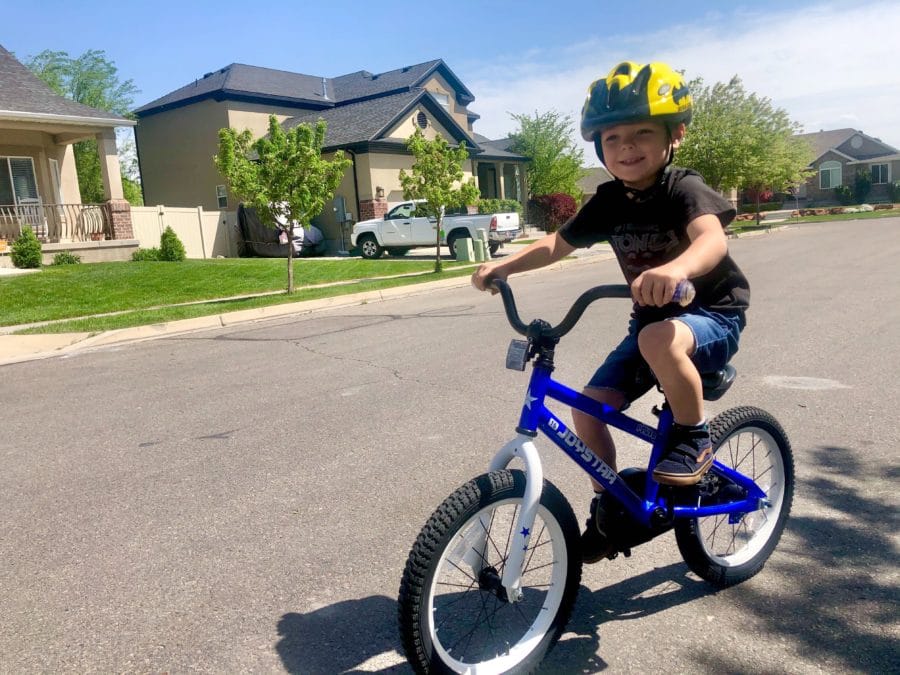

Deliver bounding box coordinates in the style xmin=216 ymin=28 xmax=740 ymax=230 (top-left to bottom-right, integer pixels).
xmin=477 ymin=565 xmax=509 ymax=603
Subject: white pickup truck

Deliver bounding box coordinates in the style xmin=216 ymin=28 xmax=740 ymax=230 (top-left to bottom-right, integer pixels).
xmin=351 ymin=200 xmax=520 ymax=259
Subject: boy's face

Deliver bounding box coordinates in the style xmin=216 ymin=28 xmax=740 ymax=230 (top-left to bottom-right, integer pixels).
xmin=599 ymin=121 xmax=685 ymax=190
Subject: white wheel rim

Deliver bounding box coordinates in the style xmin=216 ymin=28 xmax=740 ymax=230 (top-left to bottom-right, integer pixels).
xmin=699 ymin=427 xmax=786 ymax=567
xmin=426 ymin=498 xmax=568 ymax=673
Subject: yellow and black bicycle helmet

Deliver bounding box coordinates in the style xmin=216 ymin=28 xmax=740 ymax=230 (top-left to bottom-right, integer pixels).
xmin=581 ymin=61 xmax=692 ymax=163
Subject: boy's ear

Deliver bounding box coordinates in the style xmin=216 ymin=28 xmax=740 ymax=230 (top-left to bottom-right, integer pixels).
xmin=670 ymin=122 xmax=687 ymax=148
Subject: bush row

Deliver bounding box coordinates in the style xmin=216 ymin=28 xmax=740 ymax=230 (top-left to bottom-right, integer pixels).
xmin=527 ymin=193 xmax=578 ymax=233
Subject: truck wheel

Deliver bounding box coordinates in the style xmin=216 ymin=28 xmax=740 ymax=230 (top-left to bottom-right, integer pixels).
xmin=447 ymin=232 xmax=470 ymax=260
xmin=489 ymin=241 xmax=501 ymax=256
xmin=358 ymin=234 xmax=383 ymax=259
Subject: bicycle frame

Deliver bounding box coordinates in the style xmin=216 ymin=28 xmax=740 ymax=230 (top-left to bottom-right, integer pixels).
xmin=488 ymin=359 xmax=769 ymax=600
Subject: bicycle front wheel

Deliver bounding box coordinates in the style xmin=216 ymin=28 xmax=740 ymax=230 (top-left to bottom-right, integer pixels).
xmin=398 ymin=469 xmax=581 ymax=674
xmin=675 ymin=406 xmax=794 ymax=587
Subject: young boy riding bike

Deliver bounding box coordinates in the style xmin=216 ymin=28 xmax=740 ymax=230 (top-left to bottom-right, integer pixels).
xmin=471 ymin=61 xmax=750 ymax=563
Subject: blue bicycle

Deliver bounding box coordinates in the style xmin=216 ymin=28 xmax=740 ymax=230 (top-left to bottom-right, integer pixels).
xmin=399 ymin=279 xmax=794 ymax=674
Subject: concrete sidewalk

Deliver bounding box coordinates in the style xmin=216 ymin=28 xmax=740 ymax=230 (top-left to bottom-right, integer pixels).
xmin=0 ymin=242 xmax=616 ymax=366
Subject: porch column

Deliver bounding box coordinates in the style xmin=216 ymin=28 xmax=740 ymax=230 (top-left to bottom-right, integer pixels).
xmin=499 ymin=163 xmax=507 ymax=199
xmin=96 ymin=130 xmax=124 ymax=201
xmin=107 ymin=198 xmax=133 ymax=240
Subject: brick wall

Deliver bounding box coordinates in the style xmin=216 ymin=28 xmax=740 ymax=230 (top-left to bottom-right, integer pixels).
xmin=359 ymin=198 xmax=388 ymax=221
xmin=107 ymin=199 xmax=134 ymax=239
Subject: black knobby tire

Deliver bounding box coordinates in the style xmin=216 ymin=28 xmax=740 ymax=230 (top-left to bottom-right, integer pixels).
xmin=398 ymin=470 xmax=581 ymax=674
xmin=358 ymin=234 xmax=383 ymax=259
xmin=446 ymin=232 xmax=470 ymax=260
xmin=674 ymin=406 xmax=794 ymax=587
xmin=489 ymin=241 xmax=500 ymax=256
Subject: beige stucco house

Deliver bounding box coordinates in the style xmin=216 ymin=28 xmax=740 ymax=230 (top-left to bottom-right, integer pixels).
xmin=134 ymin=59 xmax=527 ymax=252
xmin=0 ymin=44 xmax=135 ymax=254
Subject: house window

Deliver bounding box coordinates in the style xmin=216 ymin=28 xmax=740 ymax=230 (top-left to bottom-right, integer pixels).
xmin=871 ymin=163 xmax=890 ymax=185
xmin=432 ymin=92 xmax=450 ymax=109
xmin=216 ymin=185 xmax=228 ymax=208
xmin=0 ymin=156 xmax=40 ymax=206
xmin=819 ymin=161 xmax=842 ymax=189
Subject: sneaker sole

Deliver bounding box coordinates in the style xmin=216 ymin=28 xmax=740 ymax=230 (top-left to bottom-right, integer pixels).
xmin=652 ymin=456 xmax=714 ymax=486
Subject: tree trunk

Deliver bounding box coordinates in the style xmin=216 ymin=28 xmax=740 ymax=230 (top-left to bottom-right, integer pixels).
xmin=756 ymin=192 xmax=761 ymax=228
xmin=434 ymin=213 xmax=443 ymax=273
xmin=287 ymin=224 xmax=295 ymax=293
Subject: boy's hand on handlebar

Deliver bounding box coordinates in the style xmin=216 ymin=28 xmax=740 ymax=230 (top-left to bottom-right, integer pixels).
xmin=471 ymin=263 xmax=505 ymax=294
xmin=632 ymin=267 xmax=685 ymax=307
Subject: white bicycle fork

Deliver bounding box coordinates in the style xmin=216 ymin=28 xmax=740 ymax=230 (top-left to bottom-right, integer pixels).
xmin=462 ymin=434 xmax=544 ymax=602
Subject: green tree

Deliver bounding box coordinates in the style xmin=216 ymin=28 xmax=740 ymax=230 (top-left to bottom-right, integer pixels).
xmin=507 ymin=110 xmax=587 ymax=201
xmin=24 ymin=49 xmax=141 ymax=205
xmin=399 ymin=129 xmax=480 ymax=272
xmin=676 ymin=76 xmax=813 ymax=224
xmin=215 ymin=115 xmax=350 ymax=292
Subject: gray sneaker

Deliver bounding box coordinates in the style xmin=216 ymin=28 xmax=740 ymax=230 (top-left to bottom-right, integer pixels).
xmin=652 ymin=423 xmax=713 ymax=486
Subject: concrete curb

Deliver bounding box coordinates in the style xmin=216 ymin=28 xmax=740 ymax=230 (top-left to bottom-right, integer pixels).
xmin=0 ymin=249 xmax=616 ymax=366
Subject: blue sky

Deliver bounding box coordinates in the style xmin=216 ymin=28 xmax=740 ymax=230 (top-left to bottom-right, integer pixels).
xmin=4 ymin=0 xmax=899 ymax=165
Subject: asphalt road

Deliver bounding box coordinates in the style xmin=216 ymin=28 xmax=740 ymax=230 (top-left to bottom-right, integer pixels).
xmin=1 ymin=219 xmax=898 ymax=673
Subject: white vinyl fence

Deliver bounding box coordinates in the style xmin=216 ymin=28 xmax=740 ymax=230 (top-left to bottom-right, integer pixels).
xmin=131 ymin=206 xmax=240 ymax=258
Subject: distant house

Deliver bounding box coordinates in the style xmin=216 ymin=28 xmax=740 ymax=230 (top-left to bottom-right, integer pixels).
xmin=0 ymin=44 xmax=135 ymax=247
xmin=796 ymin=128 xmax=898 ymax=204
xmin=577 ymin=166 xmax=614 ymax=205
xmin=134 ymin=59 xmax=528 ymax=251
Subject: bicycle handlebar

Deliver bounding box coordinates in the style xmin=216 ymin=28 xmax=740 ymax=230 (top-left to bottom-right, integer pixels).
xmin=490 ymin=278 xmax=632 ymax=339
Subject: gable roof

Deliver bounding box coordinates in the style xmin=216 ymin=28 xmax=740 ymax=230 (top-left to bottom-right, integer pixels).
xmin=0 ymin=44 xmax=132 ymax=126
xmin=796 ymin=127 xmax=898 ymax=162
xmin=135 ymin=58 xmax=474 ymax=117
xmin=282 ymin=89 xmax=479 ymax=151
xmin=470 ymin=135 xmax=528 ymax=161
xmin=134 ymin=63 xmax=333 ymax=116
xmin=578 ymin=166 xmax=614 ymax=194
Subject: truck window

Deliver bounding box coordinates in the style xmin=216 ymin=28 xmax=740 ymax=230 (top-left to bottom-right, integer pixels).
xmin=387 ymin=204 xmax=413 ymax=219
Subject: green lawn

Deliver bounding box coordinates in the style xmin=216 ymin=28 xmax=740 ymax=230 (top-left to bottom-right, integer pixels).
xmin=0 ymin=257 xmax=468 ymax=331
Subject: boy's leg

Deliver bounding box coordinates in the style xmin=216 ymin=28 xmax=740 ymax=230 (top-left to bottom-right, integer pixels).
xmin=637 ymin=310 xmax=741 ymax=485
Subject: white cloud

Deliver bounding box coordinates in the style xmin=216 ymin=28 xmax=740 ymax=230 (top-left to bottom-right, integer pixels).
xmin=463 ymin=1 xmax=900 ymax=164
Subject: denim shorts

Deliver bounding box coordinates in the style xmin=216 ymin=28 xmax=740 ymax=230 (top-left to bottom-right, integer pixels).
xmin=587 ymin=308 xmax=745 ymax=403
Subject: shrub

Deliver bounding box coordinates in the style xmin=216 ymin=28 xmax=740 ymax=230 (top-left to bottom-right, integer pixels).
xmin=834 ymin=185 xmax=854 ymax=205
xmin=528 ymin=193 xmax=578 ymax=232
xmin=52 ymin=250 xmax=81 ymax=265
xmin=889 ymin=180 xmax=900 ymax=203
xmin=10 ymin=227 xmax=43 ymax=269
xmin=853 ymin=169 xmax=872 ymax=204
xmin=477 ymin=198 xmax=523 ymax=216
xmin=159 ymin=226 xmax=186 ymax=261
xmin=132 ymin=247 xmax=161 ymax=261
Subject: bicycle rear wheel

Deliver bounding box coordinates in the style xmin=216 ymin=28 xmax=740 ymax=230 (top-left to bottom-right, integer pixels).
xmin=398 ymin=469 xmax=581 ymax=674
xmin=675 ymin=406 xmax=794 ymax=587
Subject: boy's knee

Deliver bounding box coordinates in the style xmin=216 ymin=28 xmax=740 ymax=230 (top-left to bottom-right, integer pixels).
xmin=638 ymin=321 xmax=689 ymax=360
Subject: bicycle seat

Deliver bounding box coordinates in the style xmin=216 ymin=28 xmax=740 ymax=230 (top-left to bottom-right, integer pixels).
xmin=700 ymin=364 xmax=736 ymax=401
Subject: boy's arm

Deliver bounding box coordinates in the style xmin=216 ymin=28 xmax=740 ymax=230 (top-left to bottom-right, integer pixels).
xmin=632 ymin=214 xmax=729 ymax=306
xmin=471 ymin=231 xmax=576 ymax=291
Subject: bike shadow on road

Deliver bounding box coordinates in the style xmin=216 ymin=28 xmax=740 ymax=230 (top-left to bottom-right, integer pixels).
xmin=538 ymin=562 xmax=712 ymax=673
xmin=276 ymin=595 xmax=412 ymax=674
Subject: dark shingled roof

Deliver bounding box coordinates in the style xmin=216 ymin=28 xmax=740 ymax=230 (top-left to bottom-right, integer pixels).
xmin=134 ymin=58 xmax=474 ymax=116
xmin=0 ymin=44 xmax=131 ymax=123
xmin=331 ymin=59 xmax=473 ymax=104
xmin=134 ymin=63 xmax=333 ymax=115
xmin=282 ymin=89 xmax=479 ymax=151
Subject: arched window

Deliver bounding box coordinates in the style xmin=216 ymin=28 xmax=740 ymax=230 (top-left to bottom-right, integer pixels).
xmin=819 ymin=160 xmax=842 ymax=189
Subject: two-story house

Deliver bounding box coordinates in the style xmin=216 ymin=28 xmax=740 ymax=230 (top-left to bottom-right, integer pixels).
xmin=134 ymin=59 xmax=527 ymax=252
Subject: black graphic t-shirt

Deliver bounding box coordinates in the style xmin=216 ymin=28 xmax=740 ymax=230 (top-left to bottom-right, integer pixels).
xmin=559 ymin=167 xmax=750 ymax=324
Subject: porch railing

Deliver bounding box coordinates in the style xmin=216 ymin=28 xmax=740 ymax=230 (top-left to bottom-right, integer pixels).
xmin=0 ymin=203 xmax=112 ymax=243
